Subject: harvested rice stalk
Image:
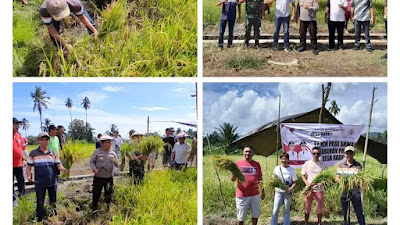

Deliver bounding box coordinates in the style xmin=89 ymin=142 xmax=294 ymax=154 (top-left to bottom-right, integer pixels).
xmin=213 ymin=156 xmax=245 ymax=182
xmin=139 ymin=135 xmax=164 ymax=156
xmin=339 ymin=171 xmax=372 ymax=195
xmin=301 ymin=169 xmax=337 ymax=195
xmin=266 ymin=176 xmax=288 ymax=191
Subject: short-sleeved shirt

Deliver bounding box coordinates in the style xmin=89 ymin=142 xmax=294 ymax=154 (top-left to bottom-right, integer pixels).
xmin=351 ymin=0 xmax=372 ymax=21
xmin=272 ymin=165 xmax=298 ymax=192
xmin=113 ymin=137 xmax=123 ymax=152
xmin=328 ymin=0 xmax=348 ymax=21
xmin=336 ymin=159 xmax=362 ymax=175
xmin=245 ymin=0 xmax=263 ymax=19
xmin=49 ymin=136 xmax=60 ymax=157
xmin=27 ymin=147 xmax=61 ymax=188
xmin=235 ymin=159 xmax=262 ymax=197
xmin=275 ymin=0 xmax=295 ymax=18
xmin=220 ymin=0 xmax=238 ymax=21
xmin=39 ymin=0 xmax=84 ymax=25
xmin=299 ymin=0 xmax=319 ymax=21
xmin=13 ymin=132 xmax=25 ymax=168
xmin=172 ymin=142 xmax=191 ymax=164
xmin=163 ymin=136 xmax=176 ymax=155
xmin=57 ymin=133 xmax=67 ymax=150
xmin=301 ymin=160 xmax=326 ymax=192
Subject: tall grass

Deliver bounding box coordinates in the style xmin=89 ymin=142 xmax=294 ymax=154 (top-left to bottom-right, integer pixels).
xmin=203 ymin=0 xmax=386 ymax=29
xmin=14 ymin=0 xmax=197 ymax=77
xmin=203 ymin=153 xmax=387 ymax=222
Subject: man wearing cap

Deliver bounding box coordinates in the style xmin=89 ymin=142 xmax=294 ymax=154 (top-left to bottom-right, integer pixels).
xmin=90 ymin=134 xmax=119 ymax=211
xmin=49 ymin=125 xmax=61 ymax=158
xmin=301 ymin=146 xmax=326 ymax=225
xmin=26 ymin=132 xmax=65 ymax=222
xmin=162 ymin=127 xmax=176 ymax=167
xmin=336 ymin=146 xmax=366 ymax=225
xmin=13 ymin=118 xmax=28 ymax=203
xmin=39 ymin=0 xmax=98 ymax=53
xmin=171 ymin=132 xmax=191 ymax=170
xmin=112 ymin=131 xmax=123 ymax=160
xmin=57 ymin=125 xmax=67 ymax=150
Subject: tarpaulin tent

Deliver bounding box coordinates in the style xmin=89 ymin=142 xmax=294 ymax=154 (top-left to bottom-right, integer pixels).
xmin=232 ymin=108 xmax=387 ymax=164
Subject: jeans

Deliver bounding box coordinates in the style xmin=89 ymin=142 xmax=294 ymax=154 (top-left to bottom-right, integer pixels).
xmin=328 ymin=20 xmax=345 ymax=48
xmin=273 ymin=16 xmax=290 ymax=48
xmin=13 ymin=167 xmax=25 ymax=196
xmin=354 ymin=20 xmax=371 ymax=49
xmin=35 ymin=185 xmax=57 ymax=222
xmin=341 ymin=189 xmax=366 ymax=225
xmin=271 ymin=191 xmax=291 ymax=225
xmin=299 ymin=20 xmax=317 ymax=49
xmin=219 ymin=20 xmax=235 ymax=47
xmin=92 ymin=177 xmax=113 ymax=210
xmin=51 ymin=4 xmax=96 ymax=47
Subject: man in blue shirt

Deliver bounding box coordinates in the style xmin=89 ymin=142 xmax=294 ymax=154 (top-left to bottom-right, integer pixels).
xmin=26 ymin=132 xmax=64 ymax=222
xmin=217 ymin=0 xmax=241 ymax=49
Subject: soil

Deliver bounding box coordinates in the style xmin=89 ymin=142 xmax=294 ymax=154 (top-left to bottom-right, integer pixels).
xmin=203 ymin=43 xmax=387 ymax=77
xmin=204 ymin=214 xmax=388 ymax=225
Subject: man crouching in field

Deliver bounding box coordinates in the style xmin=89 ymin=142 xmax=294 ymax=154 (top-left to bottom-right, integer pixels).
xmin=26 ymin=132 xmax=65 ymax=222
xmin=232 ymin=146 xmax=265 ymax=225
xmin=90 ymin=134 xmax=119 ymax=212
xmin=40 ymin=0 xmax=98 ymax=54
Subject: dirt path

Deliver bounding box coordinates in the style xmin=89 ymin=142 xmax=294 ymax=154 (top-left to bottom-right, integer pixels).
xmin=203 ymin=43 xmax=387 ymax=77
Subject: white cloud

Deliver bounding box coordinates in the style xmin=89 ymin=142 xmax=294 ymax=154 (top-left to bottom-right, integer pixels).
xmin=172 ymin=88 xmax=186 ymax=92
xmin=77 ymin=91 xmax=109 ymax=106
xmin=132 ymin=107 xmax=169 ymax=111
xmin=103 ymin=86 xmax=122 ymax=92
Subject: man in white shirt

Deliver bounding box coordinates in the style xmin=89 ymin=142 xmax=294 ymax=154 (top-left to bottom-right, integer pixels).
xmin=112 ymin=131 xmax=123 ymax=159
xmin=325 ymin=0 xmax=348 ymax=50
xmin=171 ymin=132 xmax=191 ymax=170
xmin=298 ymin=141 xmax=312 ymax=162
xmin=287 ymin=141 xmax=298 ymax=161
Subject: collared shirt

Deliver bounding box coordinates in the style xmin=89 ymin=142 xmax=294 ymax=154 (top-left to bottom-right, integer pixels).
xmin=351 ymin=0 xmax=372 ymax=22
xmin=13 ymin=132 xmax=25 ymax=167
xmin=336 ymin=158 xmax=362 ymax=175
xmin=235 ymin=159 xmax=262 ymax=197
xmin=301 ymin=160 xmax=327 ymax=192
xmin=39 ymin=0 xmax=84 ymax=25
xmin=27 ymin=147 xmax=61 ymax=188
xmin=49 ymin=136 xmax=60 ymax=157
xmin=219 ymin=0 xmax=238 ymax=21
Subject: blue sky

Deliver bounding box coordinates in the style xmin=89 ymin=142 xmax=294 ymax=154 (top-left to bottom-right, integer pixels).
xmin=204 ymin=82 xmax=387 ymax=135
xmin=14 ymin=83 xmax=197 ymax=138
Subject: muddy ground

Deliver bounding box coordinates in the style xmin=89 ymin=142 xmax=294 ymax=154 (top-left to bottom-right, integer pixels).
xmin=204 ymin=214 xmax=388 ymax=225
xmin=203 ymin=23 xmax=387 ymax=77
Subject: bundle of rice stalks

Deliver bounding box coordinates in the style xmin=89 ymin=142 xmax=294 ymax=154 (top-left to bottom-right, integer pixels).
xmin=266 ymin=176 xmax=288 ymax=191
xmin=100 ymin=0 xmax=128 ymax=35
xmin=139 ymin=135 xmax=164 ymax=156
xmin=61 ymin=140 xmax=84 ymax=178
xmin=301 ymin=169 xmax=337 ymax=195
xmin=119 ymin=142 xmax=138 ymax=170
xmin=339 ymin=171 xmax=372 ymax=195
xmin=213 ymin=156 xmax=245 ymax=182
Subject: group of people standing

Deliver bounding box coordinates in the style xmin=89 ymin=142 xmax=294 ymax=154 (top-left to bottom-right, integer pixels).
xmin=233 ymin=145 xmax=366 ymax=225
xmin=218 ymin=0 xmax=386 ymax=55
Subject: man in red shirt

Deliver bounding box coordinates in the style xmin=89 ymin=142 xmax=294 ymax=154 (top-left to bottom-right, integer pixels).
xmin=13 ymin=118 xmax=26 ymax=198
xmin=232 ymin=146 xmax=265 ymax=225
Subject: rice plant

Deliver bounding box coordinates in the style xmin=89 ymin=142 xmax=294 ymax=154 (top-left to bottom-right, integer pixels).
xmin=338 ymin=171 xmax=373 ymax=195
xmin=213 ymin=156 xmax=245 ymax=182
xmin=266 ymin=176 xmax=288 ymax=192
xmin=301 ymin=169 xmax=337 ymax=195
xmin=61 ymin=140 xmax=85 ymax=178
xmin=139 ymin=135 xmax=164 ymax=156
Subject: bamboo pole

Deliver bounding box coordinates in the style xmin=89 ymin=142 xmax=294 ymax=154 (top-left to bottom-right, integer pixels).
xmin=276 ymin=94 xmax=281 ymax=166
xmin=362 ymin=87 xmax=377 ymax=170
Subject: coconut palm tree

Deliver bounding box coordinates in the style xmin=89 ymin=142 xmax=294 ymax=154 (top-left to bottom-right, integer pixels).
xmin=328 ymin=100 xmax=341 ymax=117
xmin=216 ymin=123 xmax=239 ymax=154
xmin=31 ymin=86 xmax=50 ymax=131
xmin=66 ymin=97 xmax=73 ymax=137
xmin=21 ymin=118 xmax=30 ymax=137
xmin=44 ymin=118 xmax=52 ymax=132
xmin=81 ymin=97 xmax=91 ymax=130
xmin=109 ymin=124 xmax=118 ymax=134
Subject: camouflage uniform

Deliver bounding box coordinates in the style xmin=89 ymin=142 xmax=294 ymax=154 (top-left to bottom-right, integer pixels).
xmin=245 ymin=0 xmax=263 ymax=46
xmin=128 ymin=151 xmax=145 ymax=185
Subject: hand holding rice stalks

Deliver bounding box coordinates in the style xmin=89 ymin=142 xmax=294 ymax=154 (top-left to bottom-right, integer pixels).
xmin=266 ymin=176 xmax=288 ymax=192
xmin=301 ymin=169 xmax=337 ymax=195
xmin=139 ymin=135 xmax=164 ymax=156
xmin=339 ymin=171 xmax=372 ymax=195
xmin=213 ymin=156 xmax=245 ymax=182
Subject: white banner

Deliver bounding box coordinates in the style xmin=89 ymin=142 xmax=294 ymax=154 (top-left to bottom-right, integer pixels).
xmin=280 ymin=123 xmax=364 ymax=168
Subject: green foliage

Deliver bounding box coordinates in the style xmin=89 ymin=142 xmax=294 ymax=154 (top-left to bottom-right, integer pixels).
xmin=13 ymin=196 xmax=36 ymax=224
xmin=228 ymin=57 xmax=262 ymax=70
xmin=139 ymin=135 xmax=164 ymax=155
xmin=216 ymin=123 xmax=239 ymax=154
xmin=61 ymin=140 xmax=85 ymax=170
xmin=213 ymin=156 xmax=245 ymax=182
xmin=67 ymin=119 xmax=95 ymax=142
xmin=100 ymin=0 xmax=128 ymax=35
xmin=266 ymin=176 xmax=287 ymax=192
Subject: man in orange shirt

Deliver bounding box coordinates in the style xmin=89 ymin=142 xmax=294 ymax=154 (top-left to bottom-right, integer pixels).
xmin=13 ymin=118 xmax=26 ymax=202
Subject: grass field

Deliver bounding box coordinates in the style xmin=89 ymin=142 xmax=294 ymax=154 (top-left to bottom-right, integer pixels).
xmin=203 ymin=151 xmax=387 ymax=224
xmin=204 ymin=0 xmax=386 ymax=30
xmin=13 ymin=0 xmax=197 ymax=77
xmin=13 ymin=168 xmax=197 ymax=224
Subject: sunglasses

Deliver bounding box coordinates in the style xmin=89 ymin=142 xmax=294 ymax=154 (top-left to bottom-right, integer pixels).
xmin=312 ymin=152 xmax=321 ymax=155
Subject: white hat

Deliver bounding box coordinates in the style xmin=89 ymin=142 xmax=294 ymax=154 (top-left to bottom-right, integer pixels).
xmin=344 ymin=146 xmax=355 ymax=153
xmin=46 ymin=0 xmax=71 ymax=21
xmin=37 ymin=132 xmax=50 ymax=139
xmin=99 ymin=134 xmax=113 ymax=141
xmin=177 ymin=132 xmax=188 ymax=138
